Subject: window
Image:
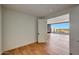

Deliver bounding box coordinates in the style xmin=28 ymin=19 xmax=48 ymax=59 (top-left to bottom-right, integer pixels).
xmin=51 ymin=22 xmax=69 ymax=34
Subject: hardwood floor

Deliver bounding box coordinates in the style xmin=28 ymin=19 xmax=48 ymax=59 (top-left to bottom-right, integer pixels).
xmin=47 ymin=33 xmax=69 ymax=55
xmin=2 ymin=33 xmax=69 ymax=55
xmin=2 ymin=43 xmax=49 ymax=55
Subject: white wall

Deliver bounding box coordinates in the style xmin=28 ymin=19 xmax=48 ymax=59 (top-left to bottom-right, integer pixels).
xmin=0 ymin=5 xmax=2 ymax=54
xmin=70 ymin=6 xmax=79 ymax=55
xmin=2 ymin=8 xmax=37 ymax=51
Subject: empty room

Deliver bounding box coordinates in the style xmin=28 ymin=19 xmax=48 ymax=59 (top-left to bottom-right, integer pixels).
xmin=0 ymin=4 xmax=79 ymax=55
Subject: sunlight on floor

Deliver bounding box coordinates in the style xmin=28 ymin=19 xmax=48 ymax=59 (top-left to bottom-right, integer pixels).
xmin=47 ymin=33 xmax=69 ymax=55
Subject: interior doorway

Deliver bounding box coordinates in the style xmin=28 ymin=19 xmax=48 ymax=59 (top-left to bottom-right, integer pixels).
xmin=47 ymin=14 xmax=69 ymax=55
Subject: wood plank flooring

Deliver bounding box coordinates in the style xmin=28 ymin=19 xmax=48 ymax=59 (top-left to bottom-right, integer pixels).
xmin=2 ymin=43 xmax=49 ymax=55
xmin=2 ymin=33 xmax=69 ymax=55
xmin=47 ymin=33 xmax=69 ymax=55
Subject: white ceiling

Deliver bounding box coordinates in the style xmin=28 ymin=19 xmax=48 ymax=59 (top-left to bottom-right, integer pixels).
xmin=3 ymin=4 xmax=75 ymax=17
xmin=47 ymin=14 xmax=69 ymax=24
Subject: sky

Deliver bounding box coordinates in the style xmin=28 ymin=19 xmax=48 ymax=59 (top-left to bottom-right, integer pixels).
xmin=51 ymin=23 xmax=69 ymax=29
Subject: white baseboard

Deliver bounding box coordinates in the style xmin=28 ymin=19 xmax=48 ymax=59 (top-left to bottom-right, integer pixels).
xmin=3 ymin=40 xmax=37 ymax=52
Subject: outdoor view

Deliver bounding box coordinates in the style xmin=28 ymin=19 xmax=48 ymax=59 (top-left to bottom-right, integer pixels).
xmin=51 ymin=22 xmax=69 ymax=34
